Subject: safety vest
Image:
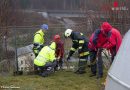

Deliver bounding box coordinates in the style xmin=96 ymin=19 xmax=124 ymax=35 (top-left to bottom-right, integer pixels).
xmin=33 ymin=29 xmax=45 ymax=54
xmin=33 ymin=29 xmax=44 ymax=44
xmin=34 ymin=42 xmax=56 ymax=66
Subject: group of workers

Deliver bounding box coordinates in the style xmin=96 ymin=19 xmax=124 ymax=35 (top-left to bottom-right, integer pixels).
xmin=33 ymin=22 xmax=122 ymax=78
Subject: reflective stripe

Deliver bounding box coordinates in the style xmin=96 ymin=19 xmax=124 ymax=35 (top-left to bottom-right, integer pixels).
xmin=73 ymin=40 xmax=78 ymax=42
xmin=33 ymin=48 xmax=38 ymax=50
xmin=70 ymin=48 xmax=76 ymax=51
xmin=33 ymin=46 xmax=41 ymax=49
xmin=34 ymin=50 xmax=39 ymax=54
xmin=80 ymin=33 xmax=83 ymax=35
xmin=80 ymin=59 xmax=86 ymax=61
xmin=49 ymin=46 xmax=55 ymax=50
xmin=33 ymin=30 xmax=44 ymax=44
xmin=79 ymin=40 xmax=84 ymax=43
xmin=79 ymin=52 xmax=89 ymax=56
xmin=79 ymin=46 xmax=82 ymax=49
xmin=36 ymin=55 xmax=46 ymax=62
xmin=34 ymin=33 xmax=42 ymax=37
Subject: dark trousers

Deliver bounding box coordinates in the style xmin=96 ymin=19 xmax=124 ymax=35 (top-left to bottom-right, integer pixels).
xmin=55 ymin=58 xmax=63 ymax=70
xmin=111 ymin=46 xmax=117 ymax=63
xmin=90 ymin=50 xmax=97 ymax=75
xmin=97 ymin=49 xmax=103 ymax=77
xmin=77 ymin=42 xmax=89 ymax=73
xmin=76 ymin=55 xmax=88 ymax=74
xmin=90 ymin=49 xmax=103 ymax=77
xmin=35 ymin=61 xmax=57 ymax=77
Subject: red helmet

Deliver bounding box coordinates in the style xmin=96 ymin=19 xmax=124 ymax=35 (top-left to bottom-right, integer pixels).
xmin=53 ymin=35 xmax=60 ymax=42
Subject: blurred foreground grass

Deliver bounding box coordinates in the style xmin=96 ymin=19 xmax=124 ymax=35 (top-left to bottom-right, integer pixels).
xmin=0 ymin=67 xmax=107 ymax=90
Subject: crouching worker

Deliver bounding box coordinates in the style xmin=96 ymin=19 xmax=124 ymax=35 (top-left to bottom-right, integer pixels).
xmin=53 ymin=35 xmax=64 ymax=70
xmin=33 ymin=24 xmax=48 ymax=73
xmin=34 ymin=42 xmax=57 ymax=77
xmin=33 ymin=24 xmax=48 ymax=57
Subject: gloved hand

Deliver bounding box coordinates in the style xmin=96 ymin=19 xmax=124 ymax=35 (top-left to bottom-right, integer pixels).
xmin=67 ymin=56 xmax=70 ymax=61
xmin=40 ymin=44 xmax=44 ymax=48
xmin=78 ymin=49 xmax=82 ymax=53
xmin=57 ymin=56 xmax=60 ymax=60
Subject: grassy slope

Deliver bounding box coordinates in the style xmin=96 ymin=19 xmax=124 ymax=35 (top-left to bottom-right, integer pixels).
xmin=0 ymin=68 xmax=107 ymax=90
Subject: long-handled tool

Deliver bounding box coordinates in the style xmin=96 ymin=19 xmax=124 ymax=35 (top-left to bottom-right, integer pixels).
xmin=102 ymin=49 xmax=111 ymax=69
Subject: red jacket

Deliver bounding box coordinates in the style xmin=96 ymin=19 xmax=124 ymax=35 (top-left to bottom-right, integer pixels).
xmin=55 ymin=40 xmax=64 ymax=58
xmin=88 ymin=33 xmax=97 ymax=51
xmin=89 ymin=29 xmax=109 ymax=50
xmin=103 ymin=28 xmax=122 ymax=53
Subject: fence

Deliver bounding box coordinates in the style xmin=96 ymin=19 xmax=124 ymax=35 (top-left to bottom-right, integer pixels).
xmin=0 ymin=24 xmax=67 ymax=74
xmin=0 ymin=17 xmax=130 ymax=75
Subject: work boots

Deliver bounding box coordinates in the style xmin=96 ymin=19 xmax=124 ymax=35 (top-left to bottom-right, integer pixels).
xmin=75 ymin=60 xmax=87 ymax=74
xmin=41 ymin=67 xmax=54 ymax=77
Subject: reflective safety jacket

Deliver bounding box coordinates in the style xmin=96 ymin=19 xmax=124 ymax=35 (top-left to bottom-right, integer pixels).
xmin=69 ymin=31 xmax=89 ymax=57
xmin=34 ymin=42 xmax=56 ymax=66
xmin=33 ymin=29 xmax=45 ymax=54
xmin=88 ymin=33 xmax=97 ymax=51
xmin=33 ymin=29 xmax=44 ymax=44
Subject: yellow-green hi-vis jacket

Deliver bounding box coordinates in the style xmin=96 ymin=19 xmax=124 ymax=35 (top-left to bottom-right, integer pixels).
xmin=34 ymin=42 xmax=56 ymax=66
xmin=33 ymin=29 xmax=45 ymax=54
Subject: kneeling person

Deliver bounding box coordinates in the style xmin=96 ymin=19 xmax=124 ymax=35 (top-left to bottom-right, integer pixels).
xmin=34 ymin=42 xmax=57 ymax=77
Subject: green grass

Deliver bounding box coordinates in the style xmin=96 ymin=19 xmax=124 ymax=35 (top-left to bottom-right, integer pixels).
xmin=0 ymin=68 xmax=107 ymax=90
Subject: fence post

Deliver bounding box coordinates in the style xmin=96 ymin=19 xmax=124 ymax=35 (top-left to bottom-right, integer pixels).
xmin=14 ymin=28 xmax=18 ymax=72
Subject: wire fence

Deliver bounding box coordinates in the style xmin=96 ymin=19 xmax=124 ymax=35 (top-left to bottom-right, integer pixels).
xmin=0 ymin=25 xmax=67 ymax=75
xmin=0 ymin=17 xmax=130 ymax=75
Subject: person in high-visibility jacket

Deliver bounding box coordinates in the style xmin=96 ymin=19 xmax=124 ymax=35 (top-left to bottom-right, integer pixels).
xmin=34 ymin=42 xmax=57 ymax=77
xmin=33 ymin=24 xmax=48 ymax=57
xmin=33 ymin=24 xmax=48 ymax=73
xmin=64 ymin=29 xmax=89 ymax=74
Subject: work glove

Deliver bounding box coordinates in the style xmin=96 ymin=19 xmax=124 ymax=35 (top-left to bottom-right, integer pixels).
xmin=67 ymin=56 xmax=70 ymax=61
xmin=57 ymin=56 xmax=60 ymax=60
xmin=78 ymin=49 xmax=82 ymax=53
xmin=56 ymin=56 xmax=60 ymax=61
xmin=40 ymin=44 xmax=44 ymax=49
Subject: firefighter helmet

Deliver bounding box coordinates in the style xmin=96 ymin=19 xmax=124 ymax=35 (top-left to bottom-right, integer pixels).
xmin=64 ymin=29 xmax=73 ymax=38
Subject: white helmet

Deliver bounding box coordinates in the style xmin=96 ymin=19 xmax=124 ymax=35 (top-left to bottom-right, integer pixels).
xmin=64 ymin=29 xmax=73 ymax=37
